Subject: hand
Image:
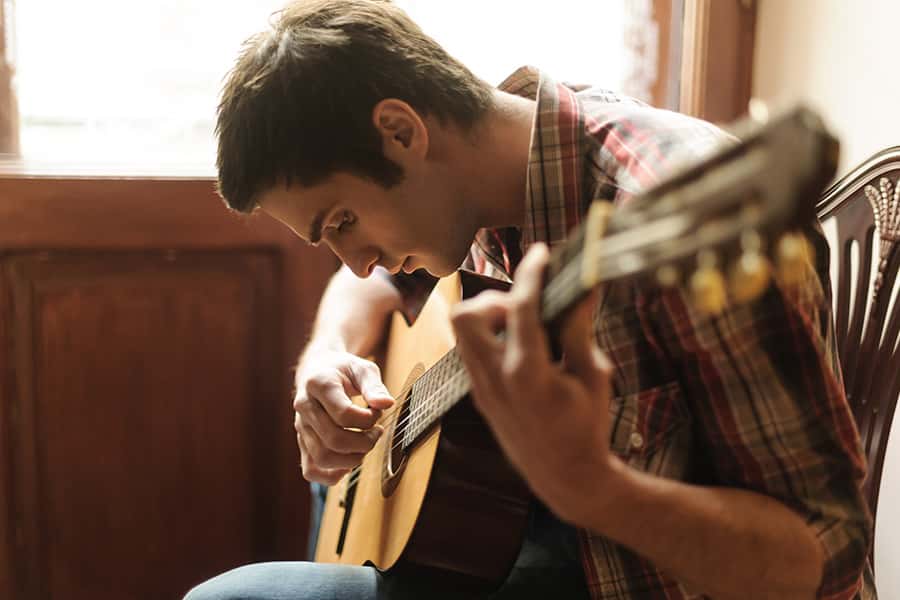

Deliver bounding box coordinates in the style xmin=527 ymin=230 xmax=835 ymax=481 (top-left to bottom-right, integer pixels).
xmin=450 ymin=243 xmax=616 ymax=523
xmin=293 ymin=349 xmax=395 ymax=485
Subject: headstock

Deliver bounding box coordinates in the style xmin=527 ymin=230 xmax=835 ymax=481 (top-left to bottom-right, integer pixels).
xmin=541 ymin=105 xmax=839 ymax=323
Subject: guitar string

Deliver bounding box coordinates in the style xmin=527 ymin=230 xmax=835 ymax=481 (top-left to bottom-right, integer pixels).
xmin=333 ymin=152 xmax=798 ymax=493
xmin=347 ymin=185 xmax=690 ymax=474
xmin=377 ymin=254 xmax=582 ymax=444
xmin=341 ymin=218 xmax=589 ymax=477
xmin=370 ymin=196 xmax=766 ymax=467
xmin=343 ymin=366 xmax=470 ymax=490
xmin=388 ymin=257 xmax=582 ymax=451
xmin=341 ymin=262 xmax=585 ymax=491
xmin=343 ymin=255 xmax=583 ymax=489
xmin=342 ymin=372 xmax=469 ymax=492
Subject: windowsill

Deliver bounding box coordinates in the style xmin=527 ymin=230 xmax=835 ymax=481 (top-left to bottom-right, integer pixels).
xmin=0 ymin=156 xmax=216 ymax=179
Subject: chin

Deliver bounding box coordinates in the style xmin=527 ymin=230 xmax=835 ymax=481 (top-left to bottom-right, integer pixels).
xmin=420 ymin=245 xmax=470 ymax=278
xmin=420 ymin=265 xmax=451 ymax=278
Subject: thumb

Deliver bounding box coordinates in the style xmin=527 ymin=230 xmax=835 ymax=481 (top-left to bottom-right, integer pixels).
xmin=351 ymin=361 xmax=395 ymax=410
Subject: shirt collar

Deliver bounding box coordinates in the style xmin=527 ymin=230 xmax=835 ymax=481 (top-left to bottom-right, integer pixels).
xmin=498 ymin=66 xmax=588 ymax=251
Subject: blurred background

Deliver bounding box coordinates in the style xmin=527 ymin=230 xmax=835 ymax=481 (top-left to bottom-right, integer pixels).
xmin=1 ymin=1 xmax=899 ymax=599
xmin=9 ymin=0 xmax=628 ymax=172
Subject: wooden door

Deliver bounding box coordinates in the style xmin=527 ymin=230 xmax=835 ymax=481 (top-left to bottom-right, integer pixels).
xmin=0 ymin=176 xmax=335 ymax=599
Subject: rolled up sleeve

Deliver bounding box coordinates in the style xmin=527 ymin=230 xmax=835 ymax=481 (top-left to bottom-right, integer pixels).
xmin=640 ymin=224 xmax=872 ymax=598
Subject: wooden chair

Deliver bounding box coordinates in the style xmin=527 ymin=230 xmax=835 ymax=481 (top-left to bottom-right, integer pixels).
xmin=816 ymin=146 xmax=900 ymax=531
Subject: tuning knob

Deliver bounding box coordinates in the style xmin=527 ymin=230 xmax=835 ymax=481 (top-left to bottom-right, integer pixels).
xmin=777 ymin=233 xmax=815 ymax=285
xmin=729 ymin=231 xmax=772 ymax=303
xmin=730 ymin=251 xmax=772 ymax=303
xmin=690 ymin=252 xmax=727 ymax=315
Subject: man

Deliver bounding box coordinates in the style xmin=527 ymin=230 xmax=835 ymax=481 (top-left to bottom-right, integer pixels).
xmin=186 ymin=1 xmax=873 ymax=598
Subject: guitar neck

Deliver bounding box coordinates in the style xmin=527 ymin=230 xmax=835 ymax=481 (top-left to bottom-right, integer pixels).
xmin=401 ymin=346 xmax=470 ymax=448
xmin=399 ymin=105 xmax=838 ymax=449
xmin=401 ymin=256 xmax=592 ymax=449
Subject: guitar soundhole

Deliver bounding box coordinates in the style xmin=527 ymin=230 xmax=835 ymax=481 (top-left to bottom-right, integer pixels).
xmin=382 ymin=390 xmax=412 ymax=497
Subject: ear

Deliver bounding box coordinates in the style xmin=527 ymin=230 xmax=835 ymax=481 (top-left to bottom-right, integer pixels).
xmin=372 ymin=99 xmax=429 ymax=166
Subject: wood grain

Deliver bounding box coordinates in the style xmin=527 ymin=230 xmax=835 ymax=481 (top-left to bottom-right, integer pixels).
xmin=0 ymin=176 xmax=337 ymax=599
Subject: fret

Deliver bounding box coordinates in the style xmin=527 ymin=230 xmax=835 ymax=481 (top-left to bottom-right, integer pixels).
xmin=402 ymin=349 xmax=472 ymax=450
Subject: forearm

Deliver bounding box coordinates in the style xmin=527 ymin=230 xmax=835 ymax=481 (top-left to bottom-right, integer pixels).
xmin=582 ymin=458 xmax=824 ymax=600
xmin=300 ymin=265 xmax=402 ymax=364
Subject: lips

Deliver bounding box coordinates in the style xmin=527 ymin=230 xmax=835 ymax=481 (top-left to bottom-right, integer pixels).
xmin=379 ymin=256 xmax=415 ymax=275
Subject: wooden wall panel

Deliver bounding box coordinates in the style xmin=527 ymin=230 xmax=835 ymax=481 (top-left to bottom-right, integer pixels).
xmin=680 ymin=0 xmax=757 ymax=123
xmin=0 ymin=177 xmax=337 ymax=599
xmin=0 ymin=265 xmax=11 ymax=598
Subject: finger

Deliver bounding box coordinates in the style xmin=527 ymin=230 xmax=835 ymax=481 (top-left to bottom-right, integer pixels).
xmin=452 ymin=283 xmax=551 ymax=423
xmin=297 ymin=431 xmax=351 ymax=485
xmin=451 ymin=291 xmax=511 ymax=415
xmin=301 ymin=423 xmax=368 ymax=470
xmin=454 ymin=289 xmax=510 ymax=333
xmin=303 ymin=375 xmax=382 ymax=429
xmin=347 ymin=359 xmax=395 ymax=410
xmin=507 ymin=243 xmax=551 ymax=363
xmin=450 ymin=290 xmax=508 ymax=364
xmin=303 ymin=402 xmax=383 ymax=454
xmin=560 ymin=291 xmax=611 ymax=392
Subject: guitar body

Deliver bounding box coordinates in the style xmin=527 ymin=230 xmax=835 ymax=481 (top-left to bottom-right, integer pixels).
xmin=315 ymin=271 xmax=532 ymax=592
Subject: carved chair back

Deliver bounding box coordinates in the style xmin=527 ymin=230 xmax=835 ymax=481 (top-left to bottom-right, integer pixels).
xmin=816 ymin=147 xmax=900 ymax=525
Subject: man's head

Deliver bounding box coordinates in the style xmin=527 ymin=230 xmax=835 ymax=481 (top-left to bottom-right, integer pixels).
xmin=216 ymin=0 xmax=497 ymax=276
xmin=216 ymin=0 xmax=494 ymax=276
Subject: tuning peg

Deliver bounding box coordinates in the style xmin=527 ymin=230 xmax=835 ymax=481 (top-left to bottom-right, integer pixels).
xmin=690 ymin=251 xmax=727 ymax=315
xmin=776 ymin=233 xmax=815 ymax=285
xmin=730 ymin=251 xmax=772 ymax=303
xmin=729 ymin=230 xmax=772 ymax=303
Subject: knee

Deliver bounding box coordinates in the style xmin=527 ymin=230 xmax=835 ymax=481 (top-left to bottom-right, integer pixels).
xmin=182 ymin=564 xmax=264 ymax=600
xmin=182 ymin=579 xmax=216 ymax=600
xmin=182 ymin=577 xmax=224 ymax=600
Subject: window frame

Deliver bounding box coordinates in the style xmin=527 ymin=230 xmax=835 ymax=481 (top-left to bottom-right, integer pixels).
xmin=0 ymin=0 xmax=19 ymax=155
xmin=680 ymin=0 xmax=757 ymax=123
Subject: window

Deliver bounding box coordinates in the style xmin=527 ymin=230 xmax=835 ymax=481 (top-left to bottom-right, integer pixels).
xmin=6 ymin=1 xmax=632 ymax=174
xmin=11 ymin=0 xmax=286 ymax=173
xmin=395 ymin=1 xmax=625 ymax=89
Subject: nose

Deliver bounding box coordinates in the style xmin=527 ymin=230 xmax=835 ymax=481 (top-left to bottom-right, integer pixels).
xmin=349 ymin=257 xmax=377 ymax=278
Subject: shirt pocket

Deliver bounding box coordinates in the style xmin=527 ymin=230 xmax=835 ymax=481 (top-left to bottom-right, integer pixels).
xmin=607 ymin=380 xmax=692 ymax=476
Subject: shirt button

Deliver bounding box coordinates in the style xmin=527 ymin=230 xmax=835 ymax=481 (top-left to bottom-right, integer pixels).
xmin=629 ymin=432 xmax=644 ymax=450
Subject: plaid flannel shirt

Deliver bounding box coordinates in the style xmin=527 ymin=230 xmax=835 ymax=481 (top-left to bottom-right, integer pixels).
xmin=391 ymin=66 xmax=873 ymax=599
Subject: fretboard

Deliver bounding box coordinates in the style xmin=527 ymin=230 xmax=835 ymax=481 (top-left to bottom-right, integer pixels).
xmin=401 ymin=347 xmax=471 ymax=448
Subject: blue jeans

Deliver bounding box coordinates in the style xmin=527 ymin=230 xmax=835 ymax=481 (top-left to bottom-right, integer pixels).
xmin=185 ymin=483 xmax=589 ymax=599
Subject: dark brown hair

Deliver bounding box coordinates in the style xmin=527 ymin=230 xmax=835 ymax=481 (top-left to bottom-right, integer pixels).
xmin=216 ymin=0 xmax=494 ymax=212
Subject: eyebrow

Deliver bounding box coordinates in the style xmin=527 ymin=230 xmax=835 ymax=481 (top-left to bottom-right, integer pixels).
xmin=307 ymin=209 xmax=327 ymax=245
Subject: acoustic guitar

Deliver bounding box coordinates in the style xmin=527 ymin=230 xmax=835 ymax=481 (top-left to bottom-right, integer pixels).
xmin=314 ymin=106 xmax=839 ymax=592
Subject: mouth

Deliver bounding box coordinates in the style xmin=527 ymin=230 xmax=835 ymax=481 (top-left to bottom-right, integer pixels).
xmin=401 ymin=256 xmax=416 ymax=274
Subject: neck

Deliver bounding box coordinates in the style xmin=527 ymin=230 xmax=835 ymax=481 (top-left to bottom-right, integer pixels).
xmin=443 ymin=91 xmax=535 ymax=231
